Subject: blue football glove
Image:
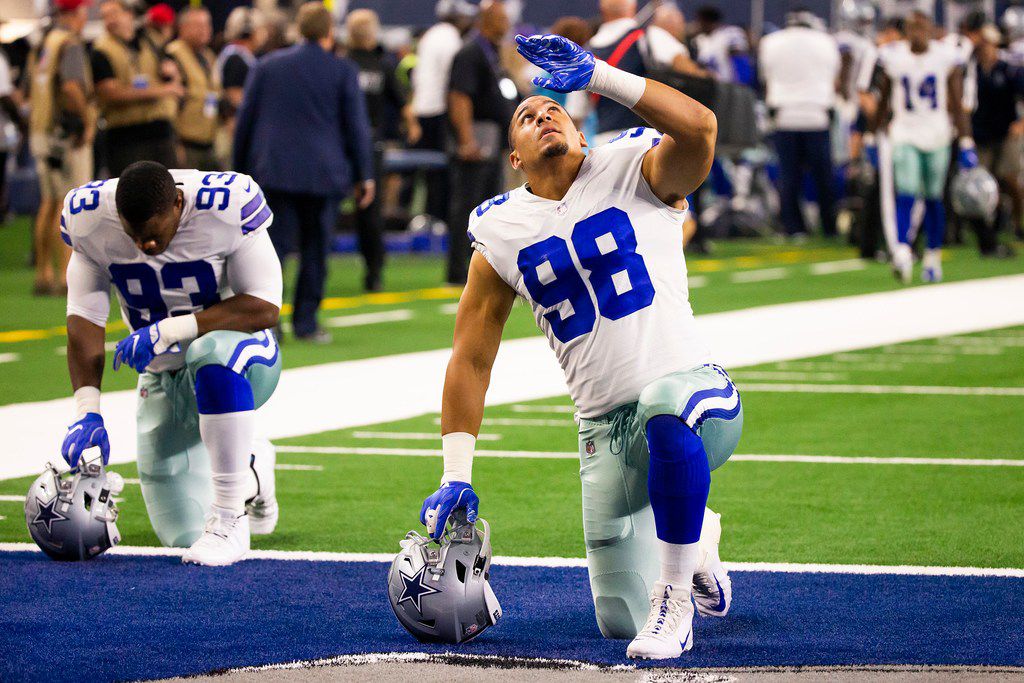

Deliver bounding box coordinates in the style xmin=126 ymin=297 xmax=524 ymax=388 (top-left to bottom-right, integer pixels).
xmin=419 ymin=481 xmax=479 ymax=540
xmin=959 ymin=143 xmax=979 ymax=170
xmin=61 ymin=413 xmax=110 ymax=468
xmin=112 ymin=323 xmax=168 ymax=373
xmin=515 ymin=34 xmax=595 ymax=93
xmin=864 ymin=143 xmax=879 ymax=169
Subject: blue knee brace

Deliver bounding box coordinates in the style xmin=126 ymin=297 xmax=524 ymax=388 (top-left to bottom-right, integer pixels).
xmin=194 ymin=364 xmax=255 ymax=415
xmin=645 ymin=415 xmax=710 ymax=545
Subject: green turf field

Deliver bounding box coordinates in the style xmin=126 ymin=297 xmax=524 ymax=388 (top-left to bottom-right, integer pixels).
xmin=2 ymin=325 xmax=1022 ymax=568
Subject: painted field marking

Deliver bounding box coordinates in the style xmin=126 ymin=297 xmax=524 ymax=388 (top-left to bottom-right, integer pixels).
xmin=510 ymin=404 xmax=575 ymax=414
xmin=325 ymin=309 xmax=414 ymax=328
xmin=810 ymin=259 xmax=868 ymax=275
xmin=730 ymin=267 xmax=789 ymax=283
xmin=274 ymin=464 xmax=323 ymax=471
xmin=733 ymin=371 xmax=847 ymax=381
xmin=741 ymin=383 xmax=1024 ymax=396
xmin=883 ymin=344 xmax=1003 ymax=356
xmin=688 ymin=275 xmax=708 ymax=288
xmin=0 ymin=353 xmax=20 ymax=364
xmin=2 ymin=541 xmax=1022 ymax=577
xmin=352 ymin=430 xmax=501 ymax=441
xmin=438 ymin=303 xmax=460 ymax=315
xmin=0 ymin=495 xmax=23 ymax=502
xmin=432 ymin=416 xmax=571 ymax=427
xmin=833 ymin=352 xmax=952 ymax=364
xmin=274 ymin=446 xmax=1024 ymax=466
xmin=776 ymin=361 xmax=906 ymax=372
xmin=942 ymin=336 xmax=1024 ymax=347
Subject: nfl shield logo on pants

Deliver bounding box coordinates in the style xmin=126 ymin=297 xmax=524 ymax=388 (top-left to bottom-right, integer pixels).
xmin=585 ymin=440 xmax=596 ymax=455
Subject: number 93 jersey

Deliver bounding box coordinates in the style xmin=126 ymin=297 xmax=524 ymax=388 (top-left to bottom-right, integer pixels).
xmin=469 ymin=127 xmax=711 ymax=418
xmin=878 ymin=40 xmax=963 ymax=151
xmin=61 ymin=170 xmax=275 ymax=373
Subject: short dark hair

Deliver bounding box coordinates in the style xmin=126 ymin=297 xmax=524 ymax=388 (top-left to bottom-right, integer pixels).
xmin=115 ymin=161 xmax=177 ymax=227
xmin=696 ymin=6 xmax=722 ymax=24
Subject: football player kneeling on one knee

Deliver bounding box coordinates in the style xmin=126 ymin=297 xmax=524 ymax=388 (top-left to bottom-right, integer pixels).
xmin=61 ymin=161 xmax=283 ymax=566
xmin=418 ymin=35 xmax=742 ymax=659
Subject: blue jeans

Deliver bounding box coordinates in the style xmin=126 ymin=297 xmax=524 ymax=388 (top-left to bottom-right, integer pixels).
xmin=774 ymin=129 xmax=837 ymax=236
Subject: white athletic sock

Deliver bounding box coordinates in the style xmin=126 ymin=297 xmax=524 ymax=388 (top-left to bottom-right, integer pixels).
xmin=199 ymin=411 xmax=255 ymax=515
xmin=658 ymin=539 xmax=701 ymax=589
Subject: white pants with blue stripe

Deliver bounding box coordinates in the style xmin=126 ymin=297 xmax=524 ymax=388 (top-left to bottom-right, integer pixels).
xmin=577 ymin=364 xmax=743 ymax=639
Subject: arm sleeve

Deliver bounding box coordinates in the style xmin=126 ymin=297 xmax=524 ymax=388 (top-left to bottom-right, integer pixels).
xmin=339 ymin=61 xmax=375 ymax=182
xmin=90 ymin=48 xmax=115 ymax=83
xmin=221 ymin=54 xmax=249 ymax=89
xmin=225 ymin=230 xmax=283 ymax=308
xmin=66 ymin=252 xmax=111 ymax=327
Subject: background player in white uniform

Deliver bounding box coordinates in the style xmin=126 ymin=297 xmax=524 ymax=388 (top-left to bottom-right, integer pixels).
xmin=60 ymin=161 xmax=283 ymax=566
xmin=693 ymin=6 xmax=752 ymax=84
xmin=417 ymin=34 xmax=742 ymax=660
xmin=875 ymin=11 xmax=977 ymax=282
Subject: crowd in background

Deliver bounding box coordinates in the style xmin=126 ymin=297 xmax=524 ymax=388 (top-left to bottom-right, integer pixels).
xmin=1 ymin=0 xmax=1023 ymax=337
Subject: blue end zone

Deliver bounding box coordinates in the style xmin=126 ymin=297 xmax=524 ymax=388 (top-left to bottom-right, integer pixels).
xmin=0 ymin=552 xmax=1021 ymax=681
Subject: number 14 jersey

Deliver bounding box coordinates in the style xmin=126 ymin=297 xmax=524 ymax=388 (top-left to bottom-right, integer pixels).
xmin=877 ymin=40 xmax=963 ymax=151
xmin=469 ymin=128 xmax=711 ymax=418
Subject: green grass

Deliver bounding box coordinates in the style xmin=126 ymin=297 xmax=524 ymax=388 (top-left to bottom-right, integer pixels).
xmin=3 ymin=327 xmax=1022 ymax=568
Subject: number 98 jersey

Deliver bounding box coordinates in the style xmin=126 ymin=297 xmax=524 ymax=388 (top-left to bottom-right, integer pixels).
xmin=469 ymin=128 xmax=711 ymax=418
xmin=61 ymin=170 xmax=275 ymax=373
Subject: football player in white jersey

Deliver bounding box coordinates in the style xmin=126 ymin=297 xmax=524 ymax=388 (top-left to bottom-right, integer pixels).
xmin=875 ymin=10 xmax=977 ymax=282
xmin=61 ymin=161 xmax=283 ymax=566
xmin=417 ymin=35 xmax=743 ymax=659
xmin=693 ymin=6 xmax=752 ymax=84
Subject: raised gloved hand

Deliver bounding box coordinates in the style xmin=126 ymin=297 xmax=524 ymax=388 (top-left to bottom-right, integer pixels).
xmin=419 ymin=481 xmax=479 ymax=540
xmin=61 ymin=412 xmax=110 ymax=468
xmin=515 ymin=34 xmax=595 ymax=93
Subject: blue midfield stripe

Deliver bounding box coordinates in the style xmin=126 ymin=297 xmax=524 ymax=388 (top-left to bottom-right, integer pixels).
xmin=240 ymin=191 xmax=265 ymax=222
xmin=241 ymin=205 xmax=272 ymax=235
xmin=0 ymin=553 xmax=1021 ymax=681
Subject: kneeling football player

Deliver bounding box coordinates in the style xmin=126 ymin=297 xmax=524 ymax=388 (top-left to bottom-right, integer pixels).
xmin=61 ymin=161 xmax=282 ymax=566
xmin=418 ymin=36 xmax=741 ymax=658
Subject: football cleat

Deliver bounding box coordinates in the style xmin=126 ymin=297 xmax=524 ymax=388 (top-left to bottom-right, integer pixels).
xmin=626 ymin=581 xmax=694 ymax=659
xmin=692 ymin=508 xmax=732 ymax=617
xmin=182 ymin=507 xmax=250 ymax=566
xmin=246 ymin=439 xmax=278 ymax=535
xmin=921 ymin=249 xmax=943 ymax=283
xmin=892 ymin=243 xmax=913 ymax=285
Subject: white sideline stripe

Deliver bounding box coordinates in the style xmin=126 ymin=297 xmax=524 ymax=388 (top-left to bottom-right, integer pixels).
xmin=0 ymin=353 xmax=20 ymax=364
xmin=433 ymin=416 xmax=570 ymax=427
xmin=352 ymin=431 xmax=501 ymax=441
xmin=730 ymin=267 xmax=788 ymax=283
xmin=741 ymin=383 xmax=1024 ymax=396
xmin=0 ymin=541 xmax=1021 ymax=577
xmin=325 ymin=309 xmax=413 ymax=328
xmin=687 ymin=275 xmax=708 ymax=288
xmin=777 ymin=361 xmax=906 ymax=372
xmin=274 ymin=464 xmax=323 ymax=471
xmin=5 ymin=275 xmax=1024 ymax=480
xmin=438 ymin=303 xmax=460 ymax=315
xmin=274 ymin=446 xmax=1024 ymax=467
xmin=883 ymin=344 xmax=1003 ymax=356
xmin=733 ymin=371 xmax=847 ymax=381
xmin=810 ymin=259 xmax=867 ymax=275
xmin=510 ymin=404 xmax=575 ymax=414
xmin=0 ymin=495 xmax=23 ymax=502
xmin=832 ymin=352 xmax=952 ymax=364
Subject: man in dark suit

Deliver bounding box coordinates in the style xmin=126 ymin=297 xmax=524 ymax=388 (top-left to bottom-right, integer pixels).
xmin=233 ymin=2 xmax=374 ymax=343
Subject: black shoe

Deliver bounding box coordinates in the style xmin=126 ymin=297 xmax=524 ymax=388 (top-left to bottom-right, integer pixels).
xmin=981 ymin=244 xmax=1016 ymax=259
xmin=294 ymin=329 xmax=333 ymax=344
xmin=364 ymin=274 xmax=383 ymax=292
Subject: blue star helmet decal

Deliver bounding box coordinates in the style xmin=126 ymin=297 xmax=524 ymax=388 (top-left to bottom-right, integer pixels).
xmin=397 ymin=564 xmax=442 ymax=613
xmin=31 ymin=497 xmax=68 ymax=534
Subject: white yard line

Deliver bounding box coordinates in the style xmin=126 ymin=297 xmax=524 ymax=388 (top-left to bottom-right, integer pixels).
xmin=687 ymin=275 xmax=708 ymax=288
xmin=274 ymin=464 xmax=323 ymax=471
xmin=740 ymin=383 xmax=1024 ymax=396
xmin=810 ymin=259 xmax=867 ymax=275
xmin=0 ymin=495 xmax=23 ymax=502
xmin=274 ymin=445 xmax=1024 ymax=467
xmin=882 ymin=344 xmax=1003 ymax=356
xmin=732 ymin=371 xmax=847 ymax=381
xmin=776 ymin=361 xmax=906 ymax=372
xmin=941 ymin=337 xmax=1024 ymax=347
xmin=510 ymin=404 xmax=575 ymax=414
xmin=438 ymin=303 xmax=460 ymax=315
xmin=0 ymin=541 xmax=1021 ymax=577
xmin=730 ymin=267 xmax=789 ymax=283
xmin=5 ymin=275 xmax=1024 ymax=480
xmin=352 ymin=430 xmax=501 ymax=441
xmin=0 ymin=353 xmax=20 ymax=364
xmin=432 ymin=416 xmax=570 ymax=427
xmin=832 ymin=352 xmax=952 ymax=364
xmin=324 ymin=309 xmax=414 ymax=328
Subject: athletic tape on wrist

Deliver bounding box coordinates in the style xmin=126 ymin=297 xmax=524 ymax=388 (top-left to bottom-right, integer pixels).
xmin=586 ymin=59 xmax=646 ymax=109
xmin=441 ymin=432 xmax=476 ymax=485
xmin=73 ymin=386 xmax=100 ymax=418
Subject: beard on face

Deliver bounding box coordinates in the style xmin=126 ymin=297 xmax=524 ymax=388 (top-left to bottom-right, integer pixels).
xmin=541 ymin=140 xmax=570 ymax=158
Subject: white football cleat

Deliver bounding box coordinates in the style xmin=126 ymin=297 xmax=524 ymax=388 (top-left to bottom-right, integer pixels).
xmin=892 ymin=243 xmax=913 ymax=285
xmin=246 ymin=438 xmax=278 ymax=535
xmin=693 ymin=509 xmax=732 ymax=617
xmin=182 ymin=507 xmax=250 ymax=566
xmin=921 ymin=248 xmax=943 ymax=283
xmin=626 ymin=582 xmax=694 ymax=660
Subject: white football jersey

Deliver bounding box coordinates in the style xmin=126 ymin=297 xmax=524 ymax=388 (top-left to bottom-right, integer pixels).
xmin=834 ymin=29 xmax=874 ymax=102
xmin=469 ymin=128 xmax=711 ymax=418
xmin=695 ymin=25 xmax=749 ymax=82
xmin=878 ymin=40 xmax=963 ymax=150
xmin=62 ymin=169 xmax=275 ymax=372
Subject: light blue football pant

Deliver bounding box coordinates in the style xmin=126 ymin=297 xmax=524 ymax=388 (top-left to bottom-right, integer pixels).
xmin=135 ymin=329 xmax=281 ymax=547
xmin=577 ymin=364 xmax=743 ymax=639
xmin=892 ymin=143 xmax=951 ymax=199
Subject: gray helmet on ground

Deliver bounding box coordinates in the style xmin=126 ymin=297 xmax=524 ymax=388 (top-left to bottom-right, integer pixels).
xmin=25 ymin=462 xmax=122 ymax=561
xmin=951 ymin=166 xmax=1000 ymax=221
xmin=388 ymin=516 xmax=501 ymax=644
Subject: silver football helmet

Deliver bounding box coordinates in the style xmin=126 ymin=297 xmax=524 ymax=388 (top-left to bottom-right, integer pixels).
xmin=837 ymin=0 xmax=877 ymax=32
xmin=388 ymin=516 xmax=502 ymax=644
xmin=951 ymin=166 xmax=1000 ymax=221
xmin=1003 ymin=6 xmax=1024 ymax=41
xmin=25 ymin=461 xmax=122 ymax=561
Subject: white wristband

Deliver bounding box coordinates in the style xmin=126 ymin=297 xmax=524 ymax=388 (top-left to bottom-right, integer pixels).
xmin=959 ymin=136 xmax=975 ymax=149
xmin=155 ymin=313 xmax=199 ymax=354
xmin=586 ymin=59 xmax=647 ymax=109
xmin=441 ymin=432 xmax=476 ymax=485
xmin=73 ymin=386 xmax=100 ymax=418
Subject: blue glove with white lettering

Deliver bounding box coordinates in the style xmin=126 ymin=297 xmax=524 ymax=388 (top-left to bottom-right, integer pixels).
xmin=112 ymin=323 xmax=163 ymax=373
xmin=515 ymin=34 xmax=595 ymax=93
xmin=958 ymin=140 xmax=979 ymax=170
xmin=420 ymin=481 xmax=479 ymax=540
xmin=61 ymin=413 xmax=110 ymax=468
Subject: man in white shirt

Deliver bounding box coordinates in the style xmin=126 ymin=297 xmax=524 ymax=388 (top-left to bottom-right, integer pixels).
xmin=411 ymin=0 xmax=477 ymax=225
xmin=760 ymin=11 xmax=841 ymax=237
